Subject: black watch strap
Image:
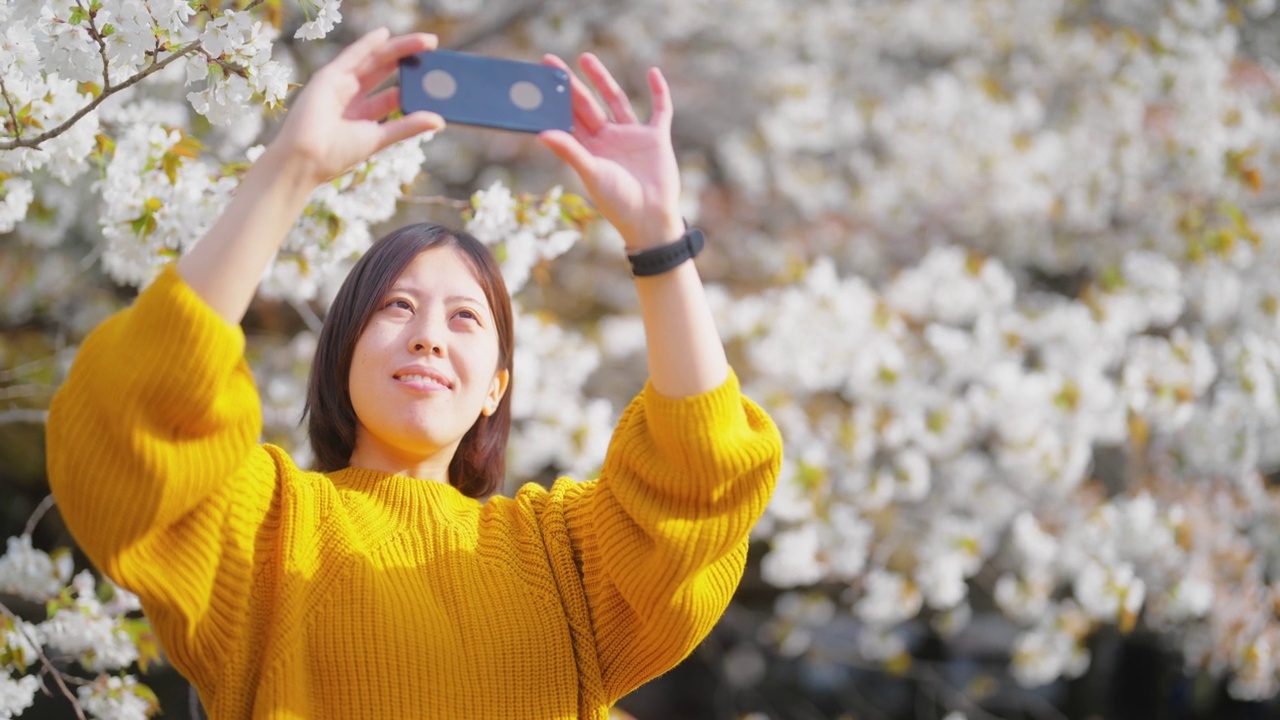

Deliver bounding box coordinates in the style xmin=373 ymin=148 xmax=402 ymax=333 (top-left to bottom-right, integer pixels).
xmin=627 ymin=227 xmax=706 ymax=277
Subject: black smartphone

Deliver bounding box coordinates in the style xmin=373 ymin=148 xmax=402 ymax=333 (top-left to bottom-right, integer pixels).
xmin=398 ymin=50 xmax=573 ymax=134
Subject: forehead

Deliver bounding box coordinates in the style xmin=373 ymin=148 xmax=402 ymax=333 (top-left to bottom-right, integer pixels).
xmin=391 ymin=246 xmax=488 ymax=299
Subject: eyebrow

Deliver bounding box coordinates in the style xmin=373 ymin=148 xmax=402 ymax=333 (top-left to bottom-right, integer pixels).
xmin=387 ymin=287 xmax=490 ymax=315
xmin=445 ymin=294 xmax=488 ymax=309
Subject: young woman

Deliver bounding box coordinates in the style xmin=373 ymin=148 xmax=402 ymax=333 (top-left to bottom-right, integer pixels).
xmin=46 ymin=29 xmax=781 ymax=719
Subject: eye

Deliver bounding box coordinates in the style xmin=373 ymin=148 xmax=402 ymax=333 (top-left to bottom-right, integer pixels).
xmin=384 ymin=298 xmax=414 ymax=312
xmin=453 ymin=308 xmax=482 ymax=324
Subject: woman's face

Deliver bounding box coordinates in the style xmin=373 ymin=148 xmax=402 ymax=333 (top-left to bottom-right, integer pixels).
xmin=348 ymin=245 xmax=509 ymax=476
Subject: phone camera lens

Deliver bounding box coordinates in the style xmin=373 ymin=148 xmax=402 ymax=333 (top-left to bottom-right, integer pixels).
xmin=510 ymin=80 xmax=543 ymax=111
xmin=423 ymin=70 xmax=457 ymax=99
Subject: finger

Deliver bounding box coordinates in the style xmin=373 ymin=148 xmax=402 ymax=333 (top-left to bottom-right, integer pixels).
xmin=646 ymin=67 xmax=673 ymax=131
xmin=538 ymin=130 xmax=595 ymax=179
xmin=348 ymin=85 xmax=401 ymax=121
xmin=543 ymin=54 xmax=607 ymax=134
xmin=578 ymin=52 xmax=639 ymax=124
xmin=328 ymin=27 xmax=393 ymax=73
xmin=375 ymin=111 xmax=446 ymax=150
xmin=354 ymin=33 xmax=439 ymax=94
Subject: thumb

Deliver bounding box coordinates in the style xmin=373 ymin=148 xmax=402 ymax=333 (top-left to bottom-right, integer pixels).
xmin=376 ymin=111 xmax=446 ymax=150
xmin=538 ymin=130 xmax=594 ymax=179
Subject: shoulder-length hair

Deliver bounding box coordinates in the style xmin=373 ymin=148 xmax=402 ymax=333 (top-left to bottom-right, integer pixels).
xmin=303 ymin=223 xmax=515 ymax=498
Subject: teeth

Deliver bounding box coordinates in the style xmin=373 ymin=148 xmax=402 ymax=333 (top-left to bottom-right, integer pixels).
xmin=398 ymin=373 xmax=446 ymax=387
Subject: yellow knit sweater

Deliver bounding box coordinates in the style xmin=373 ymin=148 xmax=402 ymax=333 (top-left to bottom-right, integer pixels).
xmin=45 ymin=265 xmax=782 ymax=719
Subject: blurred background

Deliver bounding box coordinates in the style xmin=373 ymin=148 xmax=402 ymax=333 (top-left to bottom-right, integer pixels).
xmin=8 ymin=0 xmax=1280 ymax=717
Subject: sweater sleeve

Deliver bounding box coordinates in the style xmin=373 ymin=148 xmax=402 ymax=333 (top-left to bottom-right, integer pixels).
xmin=45 ymin=263 xmax=276 ymax=683
xmin=531 ymin=370 xmax=782 ymax=704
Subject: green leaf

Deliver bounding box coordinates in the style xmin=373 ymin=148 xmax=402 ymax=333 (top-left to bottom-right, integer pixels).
xmin=94 ymin=133 xmax=115 ymax=157
xmin=121 ymin=618 xmax=163 ymax=673
xmin=69 ymin=6 xmax=88 ymax=25
xmin=795 ymin=461 xmax=826 ymax=492
xmin=324 ymin=212 xmax=342 ymax=249
xmin=1055 ymin=381 xmax=1081 ymax=411
xmin=161 ymin=153 xmax=181 ymax=184
xmin=558 ymin=192 xmax=598 ymax=227
xmin=0 ymin=645 xmax=29 ymax=672
xmin=132 ymin=682 xmax=161 ymax=715
xmin=1098 ymin=264 xmax=1124 ymax=292
xmin=49 ymin=547 xmax=72 ymax=582
xmin=130 ymin=212 xmax=158 ymax=238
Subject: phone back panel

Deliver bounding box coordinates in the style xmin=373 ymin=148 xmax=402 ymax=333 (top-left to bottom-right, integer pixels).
xmin=399 ymin=50 xmax=573 ymax=134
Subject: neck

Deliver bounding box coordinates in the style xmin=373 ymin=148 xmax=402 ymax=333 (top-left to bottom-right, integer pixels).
xmin=347 ymin=434 xmax=456 ymax=483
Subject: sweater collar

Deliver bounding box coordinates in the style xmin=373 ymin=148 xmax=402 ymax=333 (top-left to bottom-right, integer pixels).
xmin=326 ymin=467 xmax=483 ymax=537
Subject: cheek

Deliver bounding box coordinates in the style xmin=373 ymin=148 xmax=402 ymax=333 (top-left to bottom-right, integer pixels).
xmin=349 ymin=329 xmax=390 ymax=395
xmin=468 ymin=338 xmax=504 ymax=382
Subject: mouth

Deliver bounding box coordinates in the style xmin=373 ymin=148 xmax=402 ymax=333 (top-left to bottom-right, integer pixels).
xmin=392 ymin=367 xmax=453 ymax=391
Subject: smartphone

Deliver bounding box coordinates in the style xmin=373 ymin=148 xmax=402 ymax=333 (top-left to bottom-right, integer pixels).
xmin=398 ymin=50 xmax=573 ymax=134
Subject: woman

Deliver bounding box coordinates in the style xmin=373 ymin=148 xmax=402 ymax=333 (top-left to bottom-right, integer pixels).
xmin=46 ymin=29 xmax=781 ymax=719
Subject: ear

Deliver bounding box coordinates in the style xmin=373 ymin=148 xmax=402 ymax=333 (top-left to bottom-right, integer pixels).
xmin=481 ymin=368 xmax=510 ymax=417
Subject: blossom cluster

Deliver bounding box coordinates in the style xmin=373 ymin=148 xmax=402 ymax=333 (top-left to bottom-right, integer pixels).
xmin=492 ymin=0 xmax=1280 ymax=702
xmin=0 ymin=0 xmax=366 ymax=299
xmin=8 ymin=0 xmax=1280 ymax=715
xmin=0 ymin=533 xmax=156 ymax=720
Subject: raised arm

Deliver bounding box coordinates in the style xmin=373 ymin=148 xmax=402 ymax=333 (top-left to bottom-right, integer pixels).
xmin=532 ymin=54 xmax=781 ymax=702
xmin=538 ymin=54 xmax=727 ymax=398
xmin=46 ymin=30 xmax=445 ymax=684
xmin=179 ymin=29 xmax=445 ymax=324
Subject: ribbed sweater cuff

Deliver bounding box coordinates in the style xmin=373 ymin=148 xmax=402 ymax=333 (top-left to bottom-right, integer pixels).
xmin=640 ymin=369 xmax=742 ymax=441
xmin=622 ymin=369 xmax=776 ymax=500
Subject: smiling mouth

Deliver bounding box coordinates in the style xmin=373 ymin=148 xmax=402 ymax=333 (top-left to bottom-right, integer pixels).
xmin=393 ymin=373 xmax=451 ymax=390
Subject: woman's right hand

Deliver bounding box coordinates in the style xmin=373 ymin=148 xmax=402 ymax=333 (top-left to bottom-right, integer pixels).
xmin=269 ymin=28 xmax=446 ymax=186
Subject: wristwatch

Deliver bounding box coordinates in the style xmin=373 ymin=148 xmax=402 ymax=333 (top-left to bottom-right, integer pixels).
xmin=627 ymin=226 xmax=705 ymax=277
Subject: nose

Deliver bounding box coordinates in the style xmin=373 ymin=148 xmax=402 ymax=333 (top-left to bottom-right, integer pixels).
xmin=408 ymin=312 xmax=446 ymax=357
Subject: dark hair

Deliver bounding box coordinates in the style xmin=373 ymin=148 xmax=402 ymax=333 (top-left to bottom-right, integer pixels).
xmin=303 ymin=223 xmax=515 ymax=498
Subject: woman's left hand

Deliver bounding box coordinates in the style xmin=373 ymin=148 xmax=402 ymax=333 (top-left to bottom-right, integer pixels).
xmin=538 ymin=53 xmax=685 ymax=252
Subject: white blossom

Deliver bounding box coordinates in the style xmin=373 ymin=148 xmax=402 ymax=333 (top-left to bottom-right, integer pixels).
xmin=295 ymin=0 xmax=343 ymax=40
xmin=76 ymin=675 xmax=153 ymax=720
xmin=9 ymin=0 xmax=1280 ymax=707
xmin=41 ymin=571 xmax=140 ymax=673
xmin=0 ymin=535 xmax=72 ymax=602
xmin=0 ymin=674 xmax=40 ymax=720
xmin=854 ymin=570 xmax=923 ymax=627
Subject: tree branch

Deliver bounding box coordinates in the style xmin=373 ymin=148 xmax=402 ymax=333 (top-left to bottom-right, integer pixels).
xmin=0 ymin=0 xmax=276 ymax=152
xmin=0 ymin=385 xmax=52 ymax=401
xmin=0 ymin=603 xmax=87 ymax=720
xmin=401 ymin=194 xmax=471 ymax=211
xmin=0 ymin=39 xmax=203 ymax=151
xmin=289 ymin=298 xmax=324 ymax=334
xmin=188 ymin=683 xmax=204 ymax=719
xmin=0 ymin=409 xmax=49 ymax=424
xmin=78 ymin=0 xmax=113 ymax=91
xmin=23 ymin=496 xmax=57 ymax=538
xmin=0 ymin=74 xmax=21 ymax=142
xmin=0 ymin=355 xmax=56 ymax=384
